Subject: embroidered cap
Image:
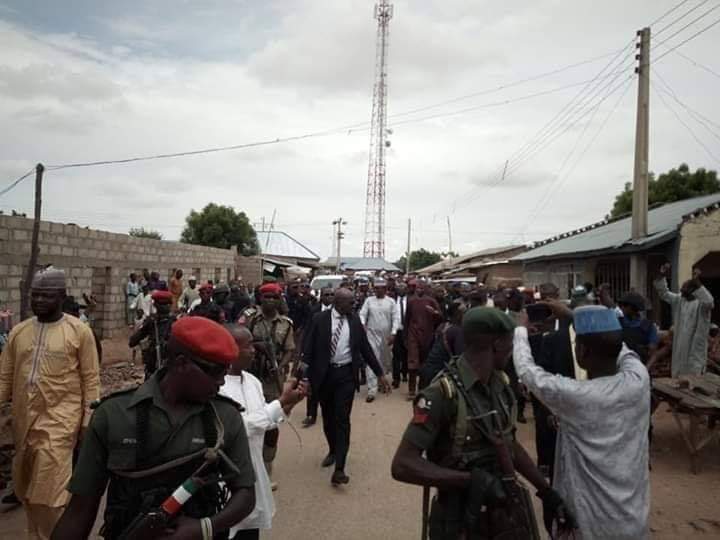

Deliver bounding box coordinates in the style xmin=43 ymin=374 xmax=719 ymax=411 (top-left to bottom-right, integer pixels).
xmin=573 ymin=305 xmax=621 ymax=335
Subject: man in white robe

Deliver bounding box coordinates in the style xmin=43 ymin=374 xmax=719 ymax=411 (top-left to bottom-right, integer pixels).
xmin=359 ymin=280 xmax=400 ymax=402
xmin=654 ymin=264 xmax=714 ymax=376
xmin=513 ymin=305 xmax=650 ymax=540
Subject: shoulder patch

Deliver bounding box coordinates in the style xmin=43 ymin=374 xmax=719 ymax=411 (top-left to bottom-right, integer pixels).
xmin=214 ymin=393 xmax=245 ymax=412
xmin=412 ymin=394 xmax=433 ymax=424
xmin=92 ymin=385 xmax=139 ymax=409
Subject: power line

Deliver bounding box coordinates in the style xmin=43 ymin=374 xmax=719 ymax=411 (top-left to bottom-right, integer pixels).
xmin=652 ymin=80 xmax=720 ymax=164
xmin=654 ymin=0 xmax=713 ymax=36
xmin=386 ymin=49 xmax=628 ymax=119
xmin=516 ymin=75 xmax=635 ymax=237
xmin=650 ymin=0 xmax=694 ymax=27
xmin=673 ymin=49 xmax=720 ymax=80
xmin=652 ymin=69 xmax=720 ymax=141
xmin=0 ymin=168 xmax=35 ymax=198
xmin=654 ymin=14 xmax=720 ymax=62
xmin=652 ymin=3 xmax=720 ymax=51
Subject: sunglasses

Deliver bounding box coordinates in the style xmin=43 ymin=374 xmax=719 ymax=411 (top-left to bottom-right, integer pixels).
xmin=191 ymin=357 xmax=228 ymax=378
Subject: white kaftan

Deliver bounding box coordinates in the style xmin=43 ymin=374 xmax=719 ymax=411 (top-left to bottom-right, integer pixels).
xmin=220 ymin=372 xmax=286 ymax=532
xmin=359 ymin=296 xmax=399 ymax=397
xmin=513 ymin=327 xmax=650 ymax=540
xmin=654 ymin=277 xmax=714 ymax=376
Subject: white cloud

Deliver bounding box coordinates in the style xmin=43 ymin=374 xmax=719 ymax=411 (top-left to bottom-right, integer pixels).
xmin=0 ymin=0 xmax=718 ymax=261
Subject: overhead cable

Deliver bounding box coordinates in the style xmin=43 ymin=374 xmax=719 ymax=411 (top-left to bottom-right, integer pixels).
xmin=0 ymin=168 xmax=35 ymax=198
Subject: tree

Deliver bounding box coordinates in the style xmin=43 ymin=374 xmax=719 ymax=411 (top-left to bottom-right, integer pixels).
xmin=129 ymin=227 xmax=163 ymax=240
xmin=609 ymin=163 xmax=719 ymax=219
xmin=395 ymin=249 xmax=457 ymax=272
xmin=180 ymin=203 xmax=259 ymax=255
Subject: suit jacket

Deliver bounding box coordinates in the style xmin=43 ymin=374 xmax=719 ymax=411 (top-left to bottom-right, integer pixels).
xmin=303 ymin=309 xmax=383 ymax=389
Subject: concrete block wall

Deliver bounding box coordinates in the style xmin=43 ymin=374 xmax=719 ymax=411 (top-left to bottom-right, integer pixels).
xmin=677 ymin=209 xmax=720 ymax=283
xmin=1 ymin=215 xmax=237 ymax=338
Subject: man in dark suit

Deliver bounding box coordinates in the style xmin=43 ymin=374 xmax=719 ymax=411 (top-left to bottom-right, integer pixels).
xmin=303 ymin=287 xmax=391 ymax=485
xmin=302 ymin=287 xmax=336 ymax=428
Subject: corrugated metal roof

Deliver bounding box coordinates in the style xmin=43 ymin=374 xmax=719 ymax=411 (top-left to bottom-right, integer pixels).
xmin=416 ymin=245 xmax=525 ymax=274
xmin=321 ymin=257 xmax=401 ymax=272
xmin=256 ymin=231 xmax=320 ymax=260
xmin=514 ymin=193 xmax=720 ymax=262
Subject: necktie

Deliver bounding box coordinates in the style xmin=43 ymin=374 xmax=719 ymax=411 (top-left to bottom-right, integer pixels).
xmin=399 ymin=298 xmax=405 ymax=323
xmin=330 ymin=316 xmax=345 ymax=360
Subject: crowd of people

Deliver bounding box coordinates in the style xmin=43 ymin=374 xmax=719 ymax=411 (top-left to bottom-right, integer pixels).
xmin=0 ymin=261 xmax=716 ymax=539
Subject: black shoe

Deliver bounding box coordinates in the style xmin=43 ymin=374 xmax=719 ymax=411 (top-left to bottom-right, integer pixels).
xmin=1 ymin=492 xmax=19 ymax=505
xmin=366 ymin=395 xmax=375 ymax=403
xmin=401 ymin=375 xmax=408 ymax=382
xmin=321 ymin=454 xmax=336 ymax=468
xmin=301 ymin=416 xmax=316 ymax=428
xmin=517 ymin=413 xmax=527 ymax=424
xmin=331 ymin=469 xmax=350 ymax=485
xmin=392 ymin=380 xmax=400 ymax=389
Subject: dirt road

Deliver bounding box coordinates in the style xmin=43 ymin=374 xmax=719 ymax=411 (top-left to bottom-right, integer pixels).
xmin=1 ymin=382 xmax=718 ymax=538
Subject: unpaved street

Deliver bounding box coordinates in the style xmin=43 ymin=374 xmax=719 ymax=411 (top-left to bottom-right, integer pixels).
xmin=1 ymin=378 xmax=719 ymax=538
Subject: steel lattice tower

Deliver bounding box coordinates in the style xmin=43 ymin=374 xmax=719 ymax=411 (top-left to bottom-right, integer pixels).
xmin=363 ymin=1 xmax=393 ymax=259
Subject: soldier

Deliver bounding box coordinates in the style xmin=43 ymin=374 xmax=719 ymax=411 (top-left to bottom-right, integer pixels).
xmin=51 ymin=316 xmax=256 ymax=540
xmin=241 ymin=282 xmax=295 ymax=490
xmin=391 ymin=307 xmax=575 ymax=540
xmin=128 ymin=290 xmax=176 ymax=379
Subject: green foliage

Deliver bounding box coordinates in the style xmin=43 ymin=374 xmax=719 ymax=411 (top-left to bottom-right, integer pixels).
xmin=609 ymin=164 xmax=719 ymax=219
xmin=395 ymin=249 xmax=457 ymax=272
xmin=180 ymin=203 xmax=259 ymax=255
xmin=129 ymin=227 xmax=163 ymax=240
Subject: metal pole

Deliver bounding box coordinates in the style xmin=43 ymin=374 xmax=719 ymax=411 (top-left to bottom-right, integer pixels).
xmin=405 ymin=218 xmax=411 ymax=274
xmin=446 ymin=216 xmax=453 ymax=254
xmin=20 ymin=163 xmax=44 ymax=320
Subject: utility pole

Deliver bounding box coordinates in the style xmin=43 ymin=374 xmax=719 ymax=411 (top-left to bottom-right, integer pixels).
xmin=405 ymin=218 xmax=411 ymax=274
xmin=20 ymin=163 xmax=44 ymax=321
xmin=333 ymin=218 xmax=347 ymax=272
xmin=630 ymin=27 xmax=650 ymax=295
xmin=446 ymin=216 xmax=453 ymax=255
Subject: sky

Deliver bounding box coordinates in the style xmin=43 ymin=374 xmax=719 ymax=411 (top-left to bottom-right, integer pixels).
xmin=0 ymin=0 xmax=719 ymax=261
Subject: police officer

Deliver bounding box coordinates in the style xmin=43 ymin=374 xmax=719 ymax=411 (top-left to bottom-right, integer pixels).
xmin=192 ymin=283 xmax=224 ymax=323
xmin=129 ymin=289 xmax=176 ymax=379
xmin=51 ymin=316 xmax=256 ymax=540
xmin=391 ymin=307 xmax=575 ymax=539
xmin=241 ymin=282 xmax=295 ymax=489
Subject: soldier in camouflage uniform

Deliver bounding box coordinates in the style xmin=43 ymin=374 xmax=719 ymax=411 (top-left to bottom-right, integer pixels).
xmin=391 ymin=307 xmax=575 ymax=540
xmin=128 ymin=290 xmax=176 ymax=379
xmin=241 ymin=282 xmax=295 ymax=489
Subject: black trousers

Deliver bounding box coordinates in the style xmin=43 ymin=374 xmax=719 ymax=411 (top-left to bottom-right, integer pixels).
xmin=231 ymin=529 xmax=259 ymax=540
xmin=392 ymin=330 xmax=408 ymax=382
xmin=306 ymin=391 xmax=319 ymax=419
xmin=531 ymin=395 xmax=557 ymax=480
xmin=319 ymin=364 xmax=356 ymax=471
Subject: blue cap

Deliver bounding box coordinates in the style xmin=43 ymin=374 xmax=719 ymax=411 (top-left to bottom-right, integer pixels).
xmin=573 ymin=305 xmax=621 ymax=335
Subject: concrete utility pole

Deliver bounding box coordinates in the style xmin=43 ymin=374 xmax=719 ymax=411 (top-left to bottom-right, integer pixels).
xmin=446 ymin=216 xmax=453 ymax=255
xmin=405 ymin=218 xmax=411 ymax=274
xmin=20 ymin=163 xmax=44 ymax=320
xmin=333 ymin=218 xmax=347 ymax=272
xmin=630 ymin=27 xmax=650 ymax=295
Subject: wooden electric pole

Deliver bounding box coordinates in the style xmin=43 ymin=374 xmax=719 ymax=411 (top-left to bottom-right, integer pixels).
xmin=20 ymin=163 xmax=44 ymax=321
xmin=630 ymin=27 xmax=650 ymax=295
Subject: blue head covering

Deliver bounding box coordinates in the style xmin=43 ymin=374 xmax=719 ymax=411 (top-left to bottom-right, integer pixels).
xmin=573 ymin=305 xmax=621 ymax=335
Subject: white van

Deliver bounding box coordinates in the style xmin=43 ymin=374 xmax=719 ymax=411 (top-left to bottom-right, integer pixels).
xmin=310 ymin=275 xmax=346 ymax=292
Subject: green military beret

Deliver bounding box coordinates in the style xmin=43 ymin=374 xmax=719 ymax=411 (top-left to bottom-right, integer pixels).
xmin=462 ymin=307 xmax=515 ymax=335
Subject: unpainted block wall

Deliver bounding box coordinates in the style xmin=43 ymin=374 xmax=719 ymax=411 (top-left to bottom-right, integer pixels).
xmin=1 ymin=215 xmax=237 ymax=337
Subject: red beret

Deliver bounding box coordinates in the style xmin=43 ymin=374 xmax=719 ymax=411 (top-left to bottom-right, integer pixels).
xmin=199 ymin=283 xmax=214 ymax=291
xmin=259 ymin=283 xmax=282 ymax=295
xmin=152 ymin=290 xmax=173 ymax=303
xmin=171 ymin=316 xmax=238 ymax=366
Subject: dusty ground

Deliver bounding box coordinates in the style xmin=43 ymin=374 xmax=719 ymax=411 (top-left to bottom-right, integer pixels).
xmin=0 ymin=334 xmax=718 ymax=538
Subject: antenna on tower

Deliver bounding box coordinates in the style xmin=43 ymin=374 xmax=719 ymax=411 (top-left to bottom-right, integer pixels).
xmin=363 ymin=0 xmax=393 ymax=259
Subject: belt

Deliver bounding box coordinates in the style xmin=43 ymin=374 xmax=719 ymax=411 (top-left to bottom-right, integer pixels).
xmin=331 ymin=362 xmax=352 ymax=368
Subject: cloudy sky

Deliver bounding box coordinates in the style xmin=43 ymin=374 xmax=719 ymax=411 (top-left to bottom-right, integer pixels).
xmin=1 ymin=0 xmax=718 ymax=261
